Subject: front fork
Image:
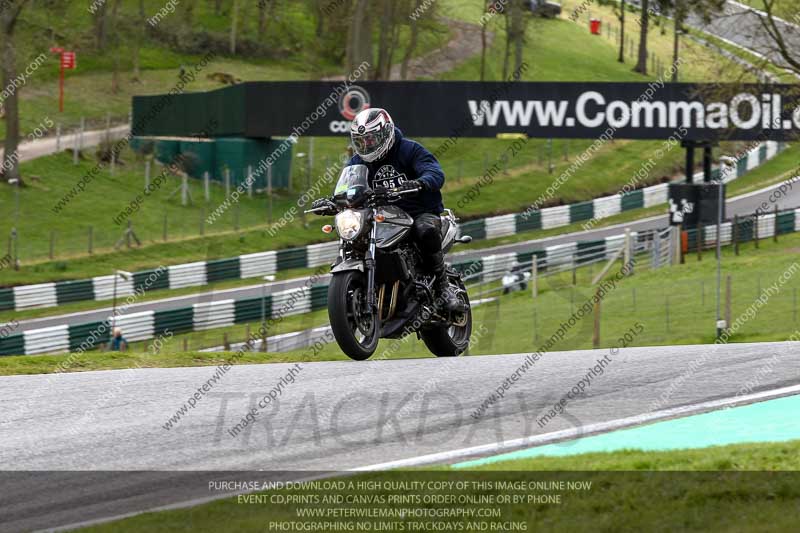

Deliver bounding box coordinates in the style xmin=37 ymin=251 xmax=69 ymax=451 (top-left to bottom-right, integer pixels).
xmin=365 ymin=210 xmax=378 ymax=314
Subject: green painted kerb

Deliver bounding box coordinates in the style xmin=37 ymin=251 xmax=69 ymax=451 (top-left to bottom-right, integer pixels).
xmin=454 ymin=393 xmax=800 ymax=469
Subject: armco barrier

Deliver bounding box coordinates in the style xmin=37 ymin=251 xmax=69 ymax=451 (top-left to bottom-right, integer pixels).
xmin=0 ymin=282 xmax=331 ymax=356
xmin=0 ymin=141 xmax=786 ymax=312
xmin=4 ymin=203 xmax=796 ymax=357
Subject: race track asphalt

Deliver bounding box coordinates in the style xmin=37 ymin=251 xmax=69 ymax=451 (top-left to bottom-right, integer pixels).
xmin=687 ymin=1 xmax=800 ymax=69
xmin=1 ymin=341 xmax=799 ymax=531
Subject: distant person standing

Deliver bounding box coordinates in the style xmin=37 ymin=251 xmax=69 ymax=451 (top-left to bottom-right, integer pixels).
xmin=110 ymin=327 xmax=128 ymax=351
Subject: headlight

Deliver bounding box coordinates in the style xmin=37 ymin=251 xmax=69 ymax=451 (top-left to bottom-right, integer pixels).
xmin=335 ymin=209 xmax=363 ymax=241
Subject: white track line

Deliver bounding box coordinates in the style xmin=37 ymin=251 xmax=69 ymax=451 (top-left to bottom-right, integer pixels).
xmin=45 ymin=382 xmax=800 ymax=532
xmin=353 ymin=382 xmax=800 ymax=471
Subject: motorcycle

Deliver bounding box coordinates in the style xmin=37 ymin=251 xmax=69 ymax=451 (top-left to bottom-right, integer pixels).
xmin=502 ymin=263 xmax=531 ymax=294
xmin=306 ymin=164 xmax=473 ymax=361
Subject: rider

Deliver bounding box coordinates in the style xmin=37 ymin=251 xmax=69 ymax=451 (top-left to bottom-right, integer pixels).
xmin=339 ymin=107 xmax=460 ymax=312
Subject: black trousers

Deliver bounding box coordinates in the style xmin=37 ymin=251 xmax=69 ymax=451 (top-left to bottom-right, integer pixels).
xmin=412 ymin=212 xmax=445 ymax=275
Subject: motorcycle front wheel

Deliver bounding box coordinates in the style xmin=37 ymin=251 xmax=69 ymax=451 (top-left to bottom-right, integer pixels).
xmin=328 ymin=271 xmax=380 ymax=361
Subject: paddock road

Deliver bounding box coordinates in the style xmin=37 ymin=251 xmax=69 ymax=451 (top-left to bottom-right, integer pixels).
xmin=1 ymin=341 xmax=799 ymax=531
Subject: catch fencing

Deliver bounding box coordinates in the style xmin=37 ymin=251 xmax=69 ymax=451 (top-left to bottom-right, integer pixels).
xmin=0 ymin=141 xmax=783 ymax=312
xmin=0 ymin=226 xmax=699 ymax=356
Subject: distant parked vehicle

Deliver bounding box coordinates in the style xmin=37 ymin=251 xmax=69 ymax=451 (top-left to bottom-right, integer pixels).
xmin=502 ymin=262 xmax=531 ymax=294
xmin=529 ymin=0 xmax=562 ymax=18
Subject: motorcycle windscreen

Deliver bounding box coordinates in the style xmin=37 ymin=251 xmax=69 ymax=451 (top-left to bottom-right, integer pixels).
xmin=333 ymin=164 xmax=369 ymax=207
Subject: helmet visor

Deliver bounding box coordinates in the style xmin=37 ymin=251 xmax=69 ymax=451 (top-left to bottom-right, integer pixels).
xmin=352 ymin=124 xmax=392 ymax=159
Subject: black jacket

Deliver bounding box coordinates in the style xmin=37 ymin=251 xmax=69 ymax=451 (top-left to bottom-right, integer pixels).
xmin=347 ymin=128 xmax=445 ymax=217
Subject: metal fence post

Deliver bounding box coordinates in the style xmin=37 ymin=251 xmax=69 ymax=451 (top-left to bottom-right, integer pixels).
xmin=204 ymin=171 xmax=210 ymax=202
xmin=697 ymin=223 xmax=703 ymax=261
xmin=531 ymin=258 xmax=538 ymax=299
xmin=725 ymin=275 xmax=732 ymax=336
xmin=754 ymin=212 xmax=759 ymax=249
xmin=145 ymin=159 xmax=151 ymax=189
xmin=73 ymin=129 xmax=79 ymax=165
xmin=267 ymin=163 xmax=273 ymax=224
xmin=592 ymin=296 xmax=601 ymax=348
xmin=774 ymin=204 xmax=779 ymax=242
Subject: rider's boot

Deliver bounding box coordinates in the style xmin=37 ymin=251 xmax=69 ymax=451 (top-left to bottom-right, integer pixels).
xmin=431 ymin=251 xmax=460 ymax=312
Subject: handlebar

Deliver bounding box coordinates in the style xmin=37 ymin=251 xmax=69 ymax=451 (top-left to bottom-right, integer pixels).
xmin=305 ymin=186 xmax=419 ymax=214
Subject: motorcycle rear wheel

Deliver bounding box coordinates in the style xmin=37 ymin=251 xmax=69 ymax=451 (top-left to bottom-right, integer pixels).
xmin=328 ymin=271 xmax=380 ymax=361
xmin=420 ymin=280 xmax=472 ymax=357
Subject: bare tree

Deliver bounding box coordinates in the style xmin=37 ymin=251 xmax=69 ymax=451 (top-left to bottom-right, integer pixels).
xmin=0 ymin=0 xmax=30 ymax=184
xmin=258 ymin=0 xmax=277 ymax=39
xmin=375 ymin=0 xmax=393 ymax=79
xmin=110 ymin=0 xmax=122 ymax=93
xmin=92 ymin=0 xmax=108 ymax=50
xmin=230 ymin=0 xmax=239 ymax=54
xmin=480 ymin=7 xmax=488 ymax=81
xmin=634 ymin=0 xmax=650 ymax=74
xmin=656 ymin=0 xmax=724 ymax=81
xmin=131 ymin=0 xmax=146 ymax=82
xmin=401 ymin=0 xmax=422 ymax=80
xmin=502 ymin=9 xmax=510 ymax=79
xmin=509 ymin=0 xmax=526 ymax=75
xmin=346 ymin=0 xmax=373 ymax=77
xmin=616 ymin=0 xmax=626 ymax=63
xmin=755 ymin=0 xmax=800 ymax=75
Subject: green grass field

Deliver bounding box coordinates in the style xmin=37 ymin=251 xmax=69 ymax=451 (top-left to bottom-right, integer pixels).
xmin=0 ymin=131 xmax=790 ymax=290
xmin=444 ymin=0 xmax=751 ymax=83
xmin=5 ymin=0 xmax=449 ymax=136
xmin=75 ymin=440 xmax=800 ymax=532
xmin=4 ymin=227 xmax=800 ymax=375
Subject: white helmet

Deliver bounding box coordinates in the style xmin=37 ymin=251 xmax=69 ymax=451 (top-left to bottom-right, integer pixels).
xmin=350 ymin=108 xmax=395 ymax=163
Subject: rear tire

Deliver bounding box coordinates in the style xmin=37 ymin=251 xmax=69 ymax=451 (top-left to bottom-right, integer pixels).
xmin=421 ymin=280 xmax=472 ymax=357
xmin=328 ymin=271 xmax=380 ymax=361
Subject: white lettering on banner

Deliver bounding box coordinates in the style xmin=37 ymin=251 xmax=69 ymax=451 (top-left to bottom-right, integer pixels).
xmin=467 ymin=91 xmax=800 ymax=134
xmin=329 ymin=121 xmax=350 ymax=133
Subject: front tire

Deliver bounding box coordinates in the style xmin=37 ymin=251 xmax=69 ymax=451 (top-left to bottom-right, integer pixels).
xmin=328 ymin=271 xmax=380 ymax=361
xmin=421 ymin=280 xmax=472 ymax=357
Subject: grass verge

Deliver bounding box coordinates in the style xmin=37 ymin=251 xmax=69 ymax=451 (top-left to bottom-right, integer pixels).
xmin=4 ymin=229 xmax=800 ymax=375
xmin=76 ymin=440 xmax=800 ymax=532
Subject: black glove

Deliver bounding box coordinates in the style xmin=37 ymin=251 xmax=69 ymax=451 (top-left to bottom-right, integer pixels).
xmin=310 ymin=198 xmax=336 ymax=215
xmin=397 ymin=180 xmax=424 ymax=194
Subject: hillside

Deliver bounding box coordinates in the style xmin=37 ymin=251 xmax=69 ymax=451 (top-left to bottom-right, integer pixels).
xmin=0 ymin=0 xmax=758 ymax=284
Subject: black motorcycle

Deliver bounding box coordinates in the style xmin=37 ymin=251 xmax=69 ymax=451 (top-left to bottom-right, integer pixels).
xmin=307 ymin=165 xmax=473 ymax=361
